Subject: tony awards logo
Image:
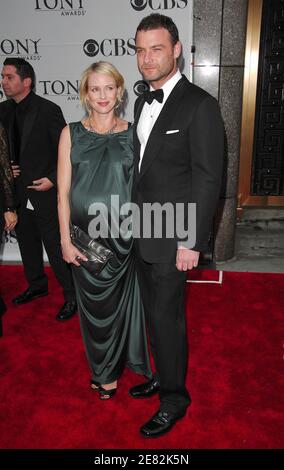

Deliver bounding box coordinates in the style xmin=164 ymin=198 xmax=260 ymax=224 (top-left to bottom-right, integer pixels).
xmin=0 ymin=38 xmax=41 ymax=60
xmin=35 ymin=0 xmax=86 ymax=16
xmin=38 ymin=79 xmax=79 ymax=101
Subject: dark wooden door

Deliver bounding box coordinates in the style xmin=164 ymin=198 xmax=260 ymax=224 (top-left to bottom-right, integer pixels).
xmin=251 ymin=0 xmax=284 ymax=196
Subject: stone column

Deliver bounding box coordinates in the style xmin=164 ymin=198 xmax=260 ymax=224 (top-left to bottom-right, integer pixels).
xmin=193 ymin=0 xmax=248 ymax=261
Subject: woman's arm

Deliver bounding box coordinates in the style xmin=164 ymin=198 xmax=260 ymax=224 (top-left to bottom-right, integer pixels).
xmin=57 ymin=125 xmax=87 ymax=266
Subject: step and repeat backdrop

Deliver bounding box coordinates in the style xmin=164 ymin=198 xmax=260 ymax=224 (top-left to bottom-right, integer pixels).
xmin=0 ymin=0 xmax=193 ymax=261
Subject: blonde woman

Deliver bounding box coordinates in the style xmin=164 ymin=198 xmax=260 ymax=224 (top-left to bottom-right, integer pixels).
xmin=57 ymin=62 xmax=151 ymax=399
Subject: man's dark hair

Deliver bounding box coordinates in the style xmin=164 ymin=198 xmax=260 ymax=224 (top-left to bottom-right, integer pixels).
xmin=3 ymin=57 xmax=35 ymax=90
xmin=136 ymin=13 xmax=179 ymax=45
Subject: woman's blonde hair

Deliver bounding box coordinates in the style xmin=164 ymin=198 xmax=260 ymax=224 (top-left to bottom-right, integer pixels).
xmin=80 ymin=61 xmax=125 ymax=112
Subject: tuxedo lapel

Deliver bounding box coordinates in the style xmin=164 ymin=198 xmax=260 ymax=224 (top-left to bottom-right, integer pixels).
xmin=20 ymin=94 xmax=38 ymax=157
xmin=138 ymin=76 xmax=187 ymax=181
xmin=133 ymin=96 xmax=145 ymax=181
xmin=133 ymin=96 xmax=145 ymax=157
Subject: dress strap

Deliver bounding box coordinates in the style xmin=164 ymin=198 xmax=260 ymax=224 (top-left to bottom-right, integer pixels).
xmin=68 ymin=121 xmax=81 ymax=142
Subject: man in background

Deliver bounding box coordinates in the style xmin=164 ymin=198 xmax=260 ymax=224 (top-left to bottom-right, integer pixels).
xmin=0 ymin=58 xmax=77 ymax=321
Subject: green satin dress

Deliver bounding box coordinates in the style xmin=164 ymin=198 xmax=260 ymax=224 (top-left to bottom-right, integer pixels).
xmin=69 ymin=121 xmax=151 ymax=385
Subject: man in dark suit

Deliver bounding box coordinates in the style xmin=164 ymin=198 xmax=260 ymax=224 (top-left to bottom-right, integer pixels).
xmin=0 ymin=58 xmax=76 ymax=321
xmin=129 ymin=14 xmax=224 ymax=437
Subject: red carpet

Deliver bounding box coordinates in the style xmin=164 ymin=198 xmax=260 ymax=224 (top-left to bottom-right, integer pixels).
xmin=0 ymin=266 xmax=283 ymax=449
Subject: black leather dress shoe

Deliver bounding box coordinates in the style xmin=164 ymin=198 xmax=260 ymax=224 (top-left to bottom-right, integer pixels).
xmin=12 ymin=288 xmax=48 ymax=305
xmin=140 ymin=410 xmax=184 ymax=438
xmin=56 ymin=300 xmax=77 ymax=321
xmin=129 ymin=377 xmax=160 ymax=398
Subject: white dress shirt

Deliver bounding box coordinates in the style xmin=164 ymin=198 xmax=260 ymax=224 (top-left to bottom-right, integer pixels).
xmin=137 ymin=69 xmax=182 ymax=171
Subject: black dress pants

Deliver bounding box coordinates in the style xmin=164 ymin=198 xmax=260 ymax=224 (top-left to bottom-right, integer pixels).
xmin=135 ymin=250 xmax=191 ymax=417
xmin=15 ymin=193 xmax=75 ymax=302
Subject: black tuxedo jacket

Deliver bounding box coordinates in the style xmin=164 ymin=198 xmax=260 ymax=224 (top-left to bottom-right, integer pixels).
xmin=133 ymin=75 xmax=224 ymax=263
xmin=0 ymin=92 xmax=65 ymax=213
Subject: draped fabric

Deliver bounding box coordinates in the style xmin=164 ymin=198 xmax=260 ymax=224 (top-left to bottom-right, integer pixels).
xmin=69 ymin=122 xmax=151 ymax=384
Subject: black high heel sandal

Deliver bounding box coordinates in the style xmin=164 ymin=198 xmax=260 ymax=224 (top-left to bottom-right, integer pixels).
xmin=98 ymin=385 xmax=117 ymax=400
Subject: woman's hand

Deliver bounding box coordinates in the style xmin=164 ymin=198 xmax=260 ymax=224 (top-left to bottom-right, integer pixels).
xmin=4 ymin=211 xmax=17 ymax=231
xmin=11 ymin=163 xmax=20 ymax=178
xmin=61 ymin=240 xmax=88 ymax=266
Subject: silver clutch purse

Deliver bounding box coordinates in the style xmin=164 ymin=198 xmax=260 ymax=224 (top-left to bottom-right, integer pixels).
xmin=70 ymin=224 xmax=114 ymax=275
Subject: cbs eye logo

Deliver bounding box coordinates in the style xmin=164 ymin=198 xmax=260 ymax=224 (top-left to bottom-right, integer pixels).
xmin=130 ymin=0 xmax=147 ymax=10
xmin=133 ymin=80 xmax=150 ymax=96
xmin=83 ymin=39 xmax=99 ymax=57
xmin=130 ymin=0 xmax=188 ymax=10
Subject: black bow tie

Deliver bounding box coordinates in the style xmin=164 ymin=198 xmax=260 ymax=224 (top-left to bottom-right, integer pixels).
xmin=144 ymin=88 xmax=164 ymax=104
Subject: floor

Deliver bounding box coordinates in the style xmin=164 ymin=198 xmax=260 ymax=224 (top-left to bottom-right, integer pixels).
xmin=216 ymin=208 xmax=284 ymax=273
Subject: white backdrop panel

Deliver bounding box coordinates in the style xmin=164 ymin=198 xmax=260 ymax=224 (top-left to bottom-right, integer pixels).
xmin=0 ymin=0 xmax=193 ymax=261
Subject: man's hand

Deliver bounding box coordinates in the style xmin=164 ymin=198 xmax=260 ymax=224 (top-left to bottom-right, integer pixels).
xmin=27 ymin=177 xmax=54 ymax=191
xmin=11 ymin=163 xmax=20 ymax=178
xmin=176 ymin=246 xmax=200 ymax=271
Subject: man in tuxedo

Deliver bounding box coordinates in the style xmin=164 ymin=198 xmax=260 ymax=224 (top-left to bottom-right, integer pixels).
xmin=0 ymin=58 xmax=77 ymax=321
xmin=130 ymin=14 xmax=224 ymax=437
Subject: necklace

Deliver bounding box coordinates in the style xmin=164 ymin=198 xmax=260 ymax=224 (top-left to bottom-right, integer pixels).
xmin=88 ymin=117 xmax=117 ymax=134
